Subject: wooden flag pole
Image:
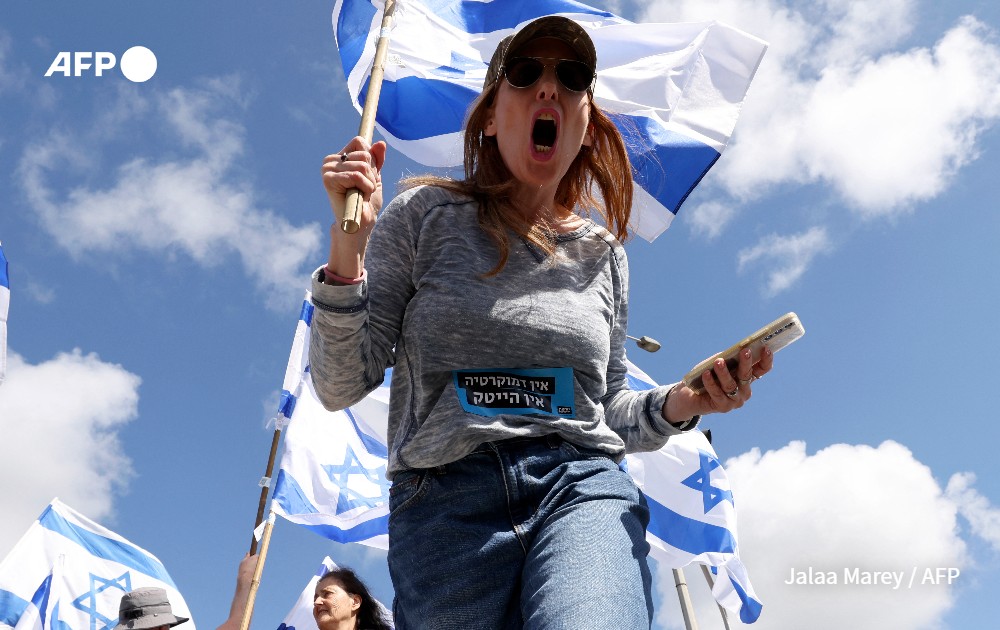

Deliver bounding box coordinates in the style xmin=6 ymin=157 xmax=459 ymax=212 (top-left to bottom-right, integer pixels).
xmin=239 ymin=511 xmax=276 ymax=630
xmin=341 ymin=0 xmax=398 ymax=233
xmin=249 ymin=426 xmax=283 ymax=555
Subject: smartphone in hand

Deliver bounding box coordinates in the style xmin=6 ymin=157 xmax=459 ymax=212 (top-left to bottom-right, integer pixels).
xmin=682 ymin=312 xmax=805 ymax=394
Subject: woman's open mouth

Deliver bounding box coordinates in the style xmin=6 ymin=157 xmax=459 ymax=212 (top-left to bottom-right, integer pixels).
xmin=531 ymin=112 xmax=558 ymax=158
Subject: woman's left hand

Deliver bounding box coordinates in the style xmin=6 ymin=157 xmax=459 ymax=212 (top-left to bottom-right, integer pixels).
xmin=663 ymin=345 xmax=775 ymax=423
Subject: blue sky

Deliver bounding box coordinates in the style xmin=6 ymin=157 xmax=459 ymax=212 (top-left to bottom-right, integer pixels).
xmin=2 ymin=1 xmax=1000 ymax=629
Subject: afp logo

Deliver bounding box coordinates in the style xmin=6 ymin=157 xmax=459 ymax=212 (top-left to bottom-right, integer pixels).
xmin=44 ymin=46 xmax=157 ymax=82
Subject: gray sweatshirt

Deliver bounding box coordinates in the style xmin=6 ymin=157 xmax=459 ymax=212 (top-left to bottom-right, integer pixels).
xmin=309 ymin=185 xmax=695 ymax=478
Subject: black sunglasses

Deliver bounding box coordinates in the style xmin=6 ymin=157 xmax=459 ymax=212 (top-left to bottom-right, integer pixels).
xmin=502 ymin=57 xmax=595 ymax=93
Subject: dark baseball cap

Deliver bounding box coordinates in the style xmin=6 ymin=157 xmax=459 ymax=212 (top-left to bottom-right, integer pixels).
xmin=483 ymin=16 xmax=597 ymax=91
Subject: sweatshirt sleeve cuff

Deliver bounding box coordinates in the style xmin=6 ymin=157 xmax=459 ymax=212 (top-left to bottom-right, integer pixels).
xmin=310 ymin=265 xmax=367 ymax=313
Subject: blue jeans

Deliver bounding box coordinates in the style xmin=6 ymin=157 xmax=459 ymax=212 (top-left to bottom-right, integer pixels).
xmin=387 ymin=435 xmax=653 ymax=629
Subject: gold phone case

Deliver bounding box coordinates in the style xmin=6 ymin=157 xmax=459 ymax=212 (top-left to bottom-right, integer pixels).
xmin=682 ymin=312 xmax=805 ymax=394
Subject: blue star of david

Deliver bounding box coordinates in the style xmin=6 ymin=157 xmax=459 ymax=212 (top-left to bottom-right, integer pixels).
xmin=322 ymin=443 xmax=391 ymax=515
xmin=71 ymin=571 xmax=132 ymax=630
xmin=681 ymin=450 xmax=734 ymax=513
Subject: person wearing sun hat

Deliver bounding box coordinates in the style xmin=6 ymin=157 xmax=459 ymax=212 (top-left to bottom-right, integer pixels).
xmin=311 ymin=12 xmax=773 ymax=628
xmin=114 ymin=587 xmax=189 ymax=630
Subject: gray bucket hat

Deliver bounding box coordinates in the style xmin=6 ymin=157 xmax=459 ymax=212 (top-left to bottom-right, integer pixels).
xmin=484 ymin=15 xmax=597 ymax=92
xmin=114 ymin=587 xmax=189 ymax=630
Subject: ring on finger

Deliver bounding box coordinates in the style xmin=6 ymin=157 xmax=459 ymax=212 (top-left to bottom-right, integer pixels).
xmin=738 ymin=375 xmax=754 ymax=385
xmin=725 ymin=387 xmax=739 ymax=399
xmin=340 ymin=152 xmax=349 ymax=162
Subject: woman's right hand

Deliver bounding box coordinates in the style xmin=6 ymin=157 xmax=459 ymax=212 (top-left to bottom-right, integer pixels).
xmin=321 ymin=137 xmax=387 ymax=278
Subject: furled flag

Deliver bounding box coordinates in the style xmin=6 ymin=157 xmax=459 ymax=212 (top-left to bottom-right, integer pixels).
xmin=0 ymin=242 xmax=9 ymax=385
xmin=270 ymin=294 xmax=760 ymax=621
xmin=0 ymin=499 xmax=195 ymax=630
xmin=275 ymin=557 xmax=392 ymax=630
xmin=332 ymin=0 xmax=767 ymax=241
xmin=9 ymin=555 xmax=64 ymax=630
xmin=623 ymin=363 xmax=762 ymax=623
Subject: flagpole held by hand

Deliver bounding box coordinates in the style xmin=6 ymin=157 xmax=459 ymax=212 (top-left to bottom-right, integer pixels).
xmin=239 ymin=511 xmax=276 ymax=630
xmin=341 ymin=0 xmax=397 ymax=234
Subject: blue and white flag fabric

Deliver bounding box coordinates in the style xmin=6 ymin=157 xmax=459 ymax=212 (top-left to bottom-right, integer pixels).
xmin=271 ymin=293 xmax=760 ymax=621
xmin=9 ymin=554 xmax=68 ymax=630
xmin=271 ymin=295 xmax=391 ymax=549
xmin=275 ymin=557 xmax=392 ymax=630
xmin=622 ymin=362 xmax=762 ymax=623
xmin=0 ymin=242 xmax=9 ymax=386
xmin=332 ymin=0 xmax=767 ymax=241
xmin=0 ymin=499 xmax=195 ymax=630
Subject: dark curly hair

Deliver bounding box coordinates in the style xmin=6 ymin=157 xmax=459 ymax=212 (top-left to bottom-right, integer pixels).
xmin=315 ymin=568 xmax=391 ymax=630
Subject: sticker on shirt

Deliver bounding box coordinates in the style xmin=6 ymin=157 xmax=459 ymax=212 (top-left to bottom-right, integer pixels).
xmin=453 ymin=367 xmax=576 ymax=418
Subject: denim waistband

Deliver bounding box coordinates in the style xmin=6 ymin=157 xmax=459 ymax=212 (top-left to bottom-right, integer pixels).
xmin=469 ymin=433 xmax=564 ymax=455
xmin=394 ymin=434 xmax=613 ymax=480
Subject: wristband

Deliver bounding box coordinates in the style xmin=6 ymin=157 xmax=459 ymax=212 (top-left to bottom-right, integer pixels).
xmin=323 ymin=266 xmax=366 ymax=285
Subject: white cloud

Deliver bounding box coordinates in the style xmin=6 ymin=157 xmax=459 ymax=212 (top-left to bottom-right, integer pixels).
xmin=22 ymin=279 xmax=55 ymax=305
xmin=0 ymin=30 xmax=57 ymax=110
xmin=799 ymin=17 xmax=1000 ymax=214
xmin=737 ymin=226 xmax=831 ymax=295
xmin=653 ymin=440 xmax=975 ymax=629
xmin=0 ymin=30 xmax=24 ymax=95
xmin=687 ymin=200 xmax=737 ymax=239
xmin=17 ymin=77 xmax=321 ymax=309
xmin=947 ymin=473 xmax=1000 ymax=552
xmin=639 ymin=1 xmax=1000 ymax=222
xmin=0 ymin=350 xmax=140 ymax=556
xmin=807 ymin=0 xmax=917 ymax=67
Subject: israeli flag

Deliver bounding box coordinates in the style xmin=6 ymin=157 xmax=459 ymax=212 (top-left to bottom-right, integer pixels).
xmin=332 ymin=0 xmax=767 ymax=241
xmin=623 ymin=363 xmax=763 ymax=623
xmin=0 ymin=500 xmax=194 ymax=630
xmin=1 ymin=242 xmax=9 ymax=385
xmin=271 ymin=296 xmax=391 ymax=549
xmin=271 ymin=294 xmax=760 ymax=621
xmin=275 ymin=557 xmax=392 ymax=630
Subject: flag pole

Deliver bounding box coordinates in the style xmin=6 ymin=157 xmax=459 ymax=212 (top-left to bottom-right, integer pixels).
xmin=239 ymin=510 xmax=276 ymax=630
xmin=700 ymin=564 xmax=732 ymax=629
xmin=341 ymin=0 xmax=398 ymax=233
xmin=249 ymin=425 xmax=283 ymax=555
xmin=673 ymin=568 xmax=700 ymax=630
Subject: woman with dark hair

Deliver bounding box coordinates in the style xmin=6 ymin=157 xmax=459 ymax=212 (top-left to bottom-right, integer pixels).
xmin=313 ymin=568 xmax=391 ymax=630
xmin=310 ymin=14 xmax=773 ymax=629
